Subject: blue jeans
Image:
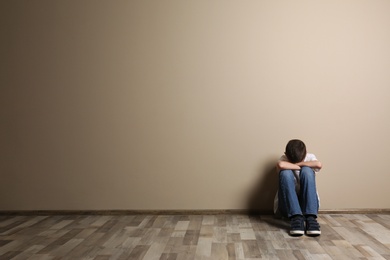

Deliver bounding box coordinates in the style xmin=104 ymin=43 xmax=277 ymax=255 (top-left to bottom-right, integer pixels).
xmin=278 ymin=166 xmax=319 ymax=218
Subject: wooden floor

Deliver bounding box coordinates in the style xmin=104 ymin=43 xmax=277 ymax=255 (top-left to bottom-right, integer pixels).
xmin=1 ymin=214 xmax=390 ymax=259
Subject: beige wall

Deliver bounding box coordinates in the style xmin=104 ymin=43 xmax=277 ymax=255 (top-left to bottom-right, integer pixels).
xmin=1 ymin=1 xmax=390 ymax=211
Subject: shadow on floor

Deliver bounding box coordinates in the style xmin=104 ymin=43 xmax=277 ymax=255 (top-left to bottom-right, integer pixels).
xmin=246 ymin=157 xmax=292 ymax=233
xmin=261 ymin=215 xmax=290 ymax=231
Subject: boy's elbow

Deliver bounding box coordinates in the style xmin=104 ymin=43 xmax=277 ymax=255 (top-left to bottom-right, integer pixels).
xmin=316 ymin=161 xmax=323 ymax=169
xmin=276 ymin=161 xmax=284 ymax=171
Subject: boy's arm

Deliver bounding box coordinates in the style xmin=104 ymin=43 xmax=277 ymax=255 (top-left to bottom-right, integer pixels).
xmin=276 ymin=160 xmax=301 ymax=171
xmin=296 ymin=160 xmax=322 ymax=170
xmin=276 ymin=160 xmax=323 ymax=172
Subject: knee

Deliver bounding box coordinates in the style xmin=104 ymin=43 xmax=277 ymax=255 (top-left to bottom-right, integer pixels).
xmin=300 ymin=166 xmax=315 ymax=179
xmin=279 ymin=170 xmax=295 ymax=181
xmin=301 ymin=166 xmax=314 ymax=173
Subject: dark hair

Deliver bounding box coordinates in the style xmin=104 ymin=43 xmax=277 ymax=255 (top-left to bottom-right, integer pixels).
xmin=285 ymin=139 xmax=306 ymax=163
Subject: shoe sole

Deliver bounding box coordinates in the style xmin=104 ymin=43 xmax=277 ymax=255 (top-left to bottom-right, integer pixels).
xmin=306 ymin=230 xmax=321 ymax=236
xmin=290 ymin=230 xmax=304 ymax=236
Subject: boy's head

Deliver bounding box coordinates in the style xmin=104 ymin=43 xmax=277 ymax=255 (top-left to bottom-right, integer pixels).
xmin=285 ymin=139 xmax=306 ymax=163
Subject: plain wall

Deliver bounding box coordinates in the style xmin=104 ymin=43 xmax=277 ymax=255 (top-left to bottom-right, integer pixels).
xmin=1 ymin=1 xmax=390 ymax=211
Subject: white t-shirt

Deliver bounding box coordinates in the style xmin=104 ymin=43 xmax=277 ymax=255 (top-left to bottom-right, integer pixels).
xmin=273 ymin=153 xmax=320 ymax=214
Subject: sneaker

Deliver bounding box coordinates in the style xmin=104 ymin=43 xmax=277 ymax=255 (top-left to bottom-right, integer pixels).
xmin=290 ymin=215 xmax=305 ymax=236
xmin=305 ymin=216 xmax=321 ymax=236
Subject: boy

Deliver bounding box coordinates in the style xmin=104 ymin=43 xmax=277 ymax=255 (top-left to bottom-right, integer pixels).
xmin=274 ymin=139 xmax=322 ymax=236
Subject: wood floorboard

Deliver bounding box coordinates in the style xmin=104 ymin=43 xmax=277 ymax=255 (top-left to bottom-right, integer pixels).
xmin=0 ymin=214 xmax=390 ymax=259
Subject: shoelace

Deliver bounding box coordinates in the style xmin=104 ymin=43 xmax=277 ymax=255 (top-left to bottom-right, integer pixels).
xmin=306 ymin=217 xmax=320 ymax=229
xmin=291 ymin=217 xmax=303 ymax=228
